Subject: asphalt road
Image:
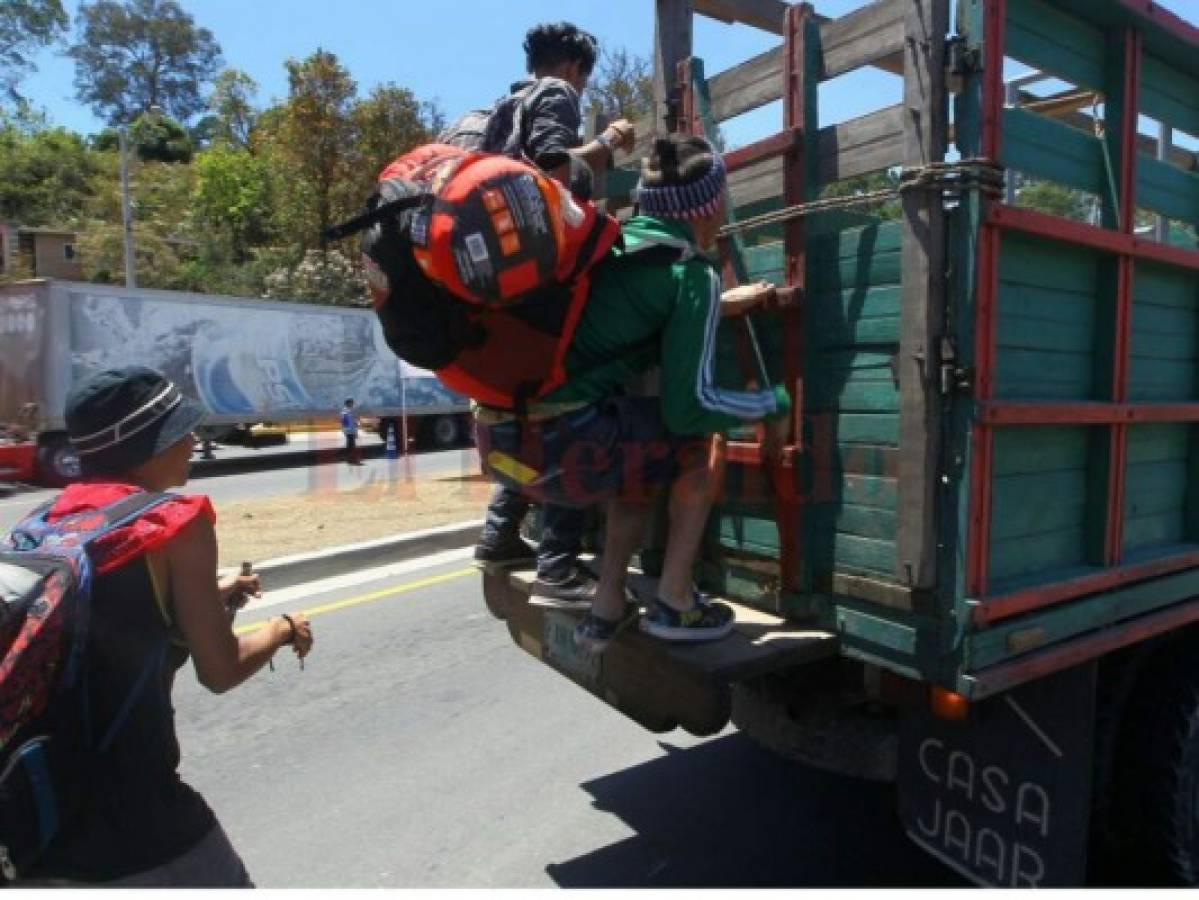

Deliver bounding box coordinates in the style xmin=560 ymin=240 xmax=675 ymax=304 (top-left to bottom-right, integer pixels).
xmin=172 ymin=554 xmax=962 ymax=888
xmin=0 ymin=445 xmax=480 ymax=534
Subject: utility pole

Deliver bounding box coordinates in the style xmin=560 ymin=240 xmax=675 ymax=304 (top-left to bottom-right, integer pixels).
xmin=119 ymin=125 xmax=136 ymax=289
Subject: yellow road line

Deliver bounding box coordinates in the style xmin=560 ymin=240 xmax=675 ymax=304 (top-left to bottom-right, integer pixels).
xmin=234 ymin=567 xmax=476 ymax=634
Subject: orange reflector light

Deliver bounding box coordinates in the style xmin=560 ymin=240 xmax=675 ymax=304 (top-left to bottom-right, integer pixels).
xmin=930 ymin=686 xmax=971 ymax=721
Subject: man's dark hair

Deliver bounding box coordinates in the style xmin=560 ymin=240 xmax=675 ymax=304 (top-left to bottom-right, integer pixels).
xmin=524 ymin=22 xmax=599 ymax=77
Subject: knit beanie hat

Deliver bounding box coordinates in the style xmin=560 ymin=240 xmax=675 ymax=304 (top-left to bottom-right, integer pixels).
xmin=635 ymin=134 xmax=727 ymax=220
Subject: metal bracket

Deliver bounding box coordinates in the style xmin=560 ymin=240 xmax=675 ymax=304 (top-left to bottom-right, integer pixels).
xmin=938 ymin=336 xmax=974 ymax=395
xmin=945 ymin=36 xmax=981 ymax=94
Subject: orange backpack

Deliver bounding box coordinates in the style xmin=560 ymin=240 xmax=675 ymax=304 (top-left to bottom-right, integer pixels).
xmin=329 ymin=144 xmax=620 ymax=410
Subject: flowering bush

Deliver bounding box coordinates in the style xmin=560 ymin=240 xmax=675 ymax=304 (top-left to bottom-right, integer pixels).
xmin=262 ymin=248 xmax=368 ymax=306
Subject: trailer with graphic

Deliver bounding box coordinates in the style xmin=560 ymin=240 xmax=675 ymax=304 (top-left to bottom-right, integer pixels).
xmin=483 ymin=0 xmax=1199 ymax=885
xmin=0 ymin=279 xmax=471 ymax=484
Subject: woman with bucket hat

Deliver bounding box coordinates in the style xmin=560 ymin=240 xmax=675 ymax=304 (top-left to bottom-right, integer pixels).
xmin=16 ymin=366 xmax=312 ymax=886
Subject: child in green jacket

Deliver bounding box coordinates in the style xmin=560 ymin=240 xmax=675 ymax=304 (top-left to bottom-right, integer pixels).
xmin=477 ymin=133 xmax=789 ymax=651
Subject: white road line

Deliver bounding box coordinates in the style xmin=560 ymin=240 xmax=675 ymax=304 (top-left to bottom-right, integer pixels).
xmin=1005 ymin=695 xmax=1064 ymax=759
xmin=241 ymin=546 xmax=475 ymax=613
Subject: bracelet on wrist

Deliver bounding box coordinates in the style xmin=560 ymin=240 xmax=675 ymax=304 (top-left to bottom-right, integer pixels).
xmin=279 ymin=613 xmax=297 ymax=645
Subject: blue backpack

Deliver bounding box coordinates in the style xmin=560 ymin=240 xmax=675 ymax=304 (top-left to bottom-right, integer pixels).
xmin=0 ymin=491 xmax=171 ymax=882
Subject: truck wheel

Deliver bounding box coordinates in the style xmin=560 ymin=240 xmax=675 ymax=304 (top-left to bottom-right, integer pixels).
xmin=37 ymin=436 xmax=80 ymax=487
xmin=1109 ymin=636 xmax=1199 ymax=884
xmin=427 ymin=415 xmax=459 ymax=449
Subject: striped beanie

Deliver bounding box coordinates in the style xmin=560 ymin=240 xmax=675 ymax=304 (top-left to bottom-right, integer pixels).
xmin=635 ymin=135 xmax=726 ymax=220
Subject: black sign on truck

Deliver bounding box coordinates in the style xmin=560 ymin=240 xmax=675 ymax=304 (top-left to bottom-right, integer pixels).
xmin=897 ymin=663 xmax=1096 ymax=887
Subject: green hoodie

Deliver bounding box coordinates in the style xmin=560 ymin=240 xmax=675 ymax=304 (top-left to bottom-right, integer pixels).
xmin=539 ymin=215 xmax=790 ymax=436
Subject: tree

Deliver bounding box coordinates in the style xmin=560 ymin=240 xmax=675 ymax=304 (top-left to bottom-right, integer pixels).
xmin=347 ymin=84 xmax=441 ymax=199
xmin=207 ymin=68 xmax=257 ymax=149
xmin=0 ymin=0 xmax=68 ymax=106
xmin=267 ymin=49 xmax=356 ymax=249
xmin=69 ymin=0 xmax=222 ymax=125
xmin=0 ymin=120 xmax=98 ymax=225
xmin=587 ymin=48 xmax=653 ymax=123
xmin=129 ymin=110 xmax=193 ymax=162
xmin=192 ymin=145 xmax=272 ymax=260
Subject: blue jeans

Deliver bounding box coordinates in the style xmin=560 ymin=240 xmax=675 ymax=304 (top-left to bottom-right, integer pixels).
xmin=481 ymin=485 xmax=583 ymax=581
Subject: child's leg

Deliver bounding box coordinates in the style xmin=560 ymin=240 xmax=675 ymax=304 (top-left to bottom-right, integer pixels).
xmin=657 ymin=436 xmax=725 ymax=610
xmin=592 ymin=496 xmax=650 ymax=622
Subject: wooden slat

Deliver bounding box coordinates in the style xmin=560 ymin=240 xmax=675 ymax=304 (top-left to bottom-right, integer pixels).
xmin=723 ymin=104 xmax=905 ymax=210
xmin=704 ymin=5 xmax=904 ymax=125
xmin=895 ymin=0 xmax=949 ymax=593
xmin=692 ymin=0 xmax=788 ymax=34
xmin=654 ymin=0 xmax=694 ymax=133
xmin=708 ymin=45 xmax=784 ymax=123
xmin=819 ymin=0 xmax=905 ymax=80
xmin=814 ymin=103 xmax=905 ymax=183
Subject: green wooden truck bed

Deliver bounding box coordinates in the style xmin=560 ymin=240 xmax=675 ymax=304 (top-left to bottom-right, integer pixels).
xmin=485 ymin=0 xmax=1199 ymax=884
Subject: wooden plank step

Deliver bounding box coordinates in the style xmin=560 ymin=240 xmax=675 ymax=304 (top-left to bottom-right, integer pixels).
xmin=483 ymin=568 xmax=837 ymax=737
xmin=507 ymin=569 xmax=837 ymax=682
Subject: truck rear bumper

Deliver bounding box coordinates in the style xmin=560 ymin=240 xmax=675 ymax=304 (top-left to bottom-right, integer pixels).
xmin=484 ymin=568 xmax=838 ymax=736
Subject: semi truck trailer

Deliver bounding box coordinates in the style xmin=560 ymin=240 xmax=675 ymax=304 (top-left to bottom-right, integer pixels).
xmin=0 ymin=279 xmax=472 ymax=484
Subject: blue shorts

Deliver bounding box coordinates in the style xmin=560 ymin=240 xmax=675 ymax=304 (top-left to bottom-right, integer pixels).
xmin=477 ymin=397 xmax=698 ymax=509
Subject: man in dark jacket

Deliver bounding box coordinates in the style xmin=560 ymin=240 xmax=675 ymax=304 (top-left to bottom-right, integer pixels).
xmin=442 ymin=22 xmax=635 ymax=604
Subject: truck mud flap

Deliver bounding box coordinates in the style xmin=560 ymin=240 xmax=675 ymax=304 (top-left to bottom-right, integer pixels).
xmin=483 ymin=570 xmax=838 ymax=737
xmin=897 ymin=662 xmax=1096 ymax=887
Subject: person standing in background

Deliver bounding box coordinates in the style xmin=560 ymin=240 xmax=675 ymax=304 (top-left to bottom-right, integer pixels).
xmin=341 ymin=398 xmax=361 ymax=466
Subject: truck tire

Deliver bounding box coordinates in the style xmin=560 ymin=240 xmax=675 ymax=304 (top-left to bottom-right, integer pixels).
xmin=1108 ymin=634 xmax=1199 ymax=884
xmin=36 ymin=435 xmax=80 ymax=487
xmin=426 ymin=415 xmax=460 ymax=449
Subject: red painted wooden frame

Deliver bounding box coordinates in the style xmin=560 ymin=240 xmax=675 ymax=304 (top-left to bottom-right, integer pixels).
xmin=965 ymin=7 xmax=1199 ymax=632
xmin=677 ymin=6 xmax=813 ymax=594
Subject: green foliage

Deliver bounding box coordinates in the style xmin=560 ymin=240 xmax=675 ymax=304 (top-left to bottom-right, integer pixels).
xmin=129 ymin=110 xmax=193 ymax=162
xmin=207 ymin=68 xmax=257 ymax=148
xmin=0 ymin=120 xmax=98 ymax=225
xmin=77 ymin=220 xmax=184 ymax=288
xmin=267 ymin=49 xmax=357 ymax=248
xmin=192 ymin=145 xmax=272 ymax=258
xmin=1014 ymin=178 xmax=1095 ymax=221
xmin=818 ymin=170 xmax=902 ymax=222
xmin=3 ymin=40 xmax=446 ymax=305
xmin=350 ymin=84 xmax=439 ymax=176
xmin=587 ymin=49 xmax=653 ymax=122
xmin=0 ymin=0 xmax=68 ymax=106
xmin=69 ymin=0 xmax=223 ymax=125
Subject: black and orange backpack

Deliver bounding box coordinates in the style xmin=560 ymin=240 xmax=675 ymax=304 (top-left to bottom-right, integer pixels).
xmin=328 ymin=144 xmax=620 ymax=411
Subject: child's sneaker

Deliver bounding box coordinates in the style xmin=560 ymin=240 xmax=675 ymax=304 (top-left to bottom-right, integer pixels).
xmin=573 ymin=608 xmax=637 ymax=654
xmin=640 ymin=596 xmax=735 ymax=642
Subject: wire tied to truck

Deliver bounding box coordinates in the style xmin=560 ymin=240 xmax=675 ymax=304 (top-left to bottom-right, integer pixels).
xmin=717 ymin=158 xmax=1005 ymax=239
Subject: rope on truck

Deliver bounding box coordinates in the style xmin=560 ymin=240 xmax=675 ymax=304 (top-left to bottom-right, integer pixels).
xmin=717 ymin=158 xmax=1006 ymax=239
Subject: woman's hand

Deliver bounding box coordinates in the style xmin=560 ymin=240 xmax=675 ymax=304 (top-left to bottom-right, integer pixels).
xmin=721 ymin=281 xmax=776 ymax=317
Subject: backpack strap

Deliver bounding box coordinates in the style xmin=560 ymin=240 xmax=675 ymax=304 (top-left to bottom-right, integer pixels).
xmin=88 ymin=491 xmax=173 ymax=542
xmin=325 ymin=193 xmax=427 ymax=242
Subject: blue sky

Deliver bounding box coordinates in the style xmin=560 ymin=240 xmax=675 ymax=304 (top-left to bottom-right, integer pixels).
xmin=15 ymin=0 xmax=1199 ymax=150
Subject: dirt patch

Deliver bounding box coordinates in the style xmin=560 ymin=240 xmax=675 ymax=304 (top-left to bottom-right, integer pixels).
xmin=214 ymin=473 xmax=493 ymax=567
